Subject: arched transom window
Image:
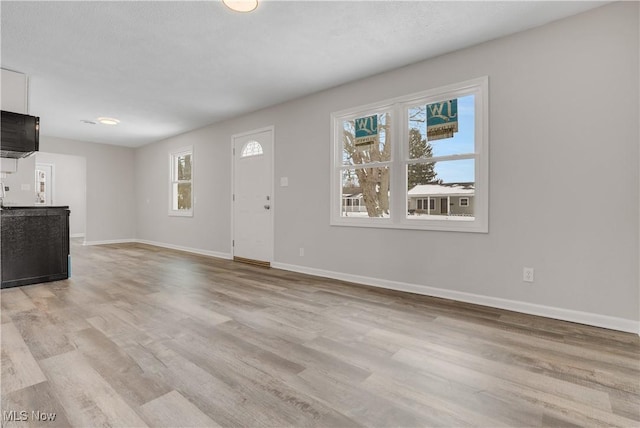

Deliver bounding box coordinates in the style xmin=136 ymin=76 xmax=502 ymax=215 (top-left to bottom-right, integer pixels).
xmin=241 ymin=140 xmax=263 ymax=157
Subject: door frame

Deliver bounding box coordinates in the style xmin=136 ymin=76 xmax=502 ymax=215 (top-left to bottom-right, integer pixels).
xmin=230 ymin=125 xmax=275 ymax=262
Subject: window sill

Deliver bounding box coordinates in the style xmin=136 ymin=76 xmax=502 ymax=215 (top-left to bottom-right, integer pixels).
xmin=330 ymin=217 xmax=487 ymax=233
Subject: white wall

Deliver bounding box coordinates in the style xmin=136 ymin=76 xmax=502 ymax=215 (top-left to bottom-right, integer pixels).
xmin=135 ymin=125 xmax=231 ymax=256
xmin=1 ymin=156 xmax=36 ymax=205
xmin=137 ymin=3 xmax=638 ymax=329
xmin=35 ymin=152 xmax=87 ymax=237
xmin=125 ymin=2 xmax=624 ymax=331
xmin=40 ymin=136 xmax=136 ymax=243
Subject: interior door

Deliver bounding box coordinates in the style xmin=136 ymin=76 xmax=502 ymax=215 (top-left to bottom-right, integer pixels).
xmin=35 ymin=163 xmax=54 ymax=205
xmin=232 ymin=127 xmax=274 ymax=266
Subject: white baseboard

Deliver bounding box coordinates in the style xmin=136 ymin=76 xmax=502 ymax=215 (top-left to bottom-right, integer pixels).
xmin=135 ymin=239 xmax=232 ymax=260
xmin=83 ymin=238 xmax=137 ymax=246
xmin=272 ymin=262 xmax=640 ymax=335
xmin=70 ymin=233 xmax=85 ymax=239
xmin=82 ymin=238 xmax=231 ymax=260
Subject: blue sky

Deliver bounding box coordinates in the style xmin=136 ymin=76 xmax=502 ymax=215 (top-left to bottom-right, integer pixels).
xmin=410 ymin=94 xmax=475 ymax=183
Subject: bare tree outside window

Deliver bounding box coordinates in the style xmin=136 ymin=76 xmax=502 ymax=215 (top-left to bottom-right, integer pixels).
xmin=341 ymin=112 xmax=391 ymax=217
xmin=177 ymin=154 xmax=192 ymax=210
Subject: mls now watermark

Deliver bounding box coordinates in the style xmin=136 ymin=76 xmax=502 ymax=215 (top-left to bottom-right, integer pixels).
xmin=3 ymin=410 xmax=57 ymax=422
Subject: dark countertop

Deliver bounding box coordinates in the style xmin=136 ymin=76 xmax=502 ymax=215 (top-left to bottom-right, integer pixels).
xmin=1 ymin=205 xmax=69 ymax=210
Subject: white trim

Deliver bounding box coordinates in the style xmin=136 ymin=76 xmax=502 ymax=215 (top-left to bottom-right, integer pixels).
xmin=231 ymin=125 xmax=276 ymax=139
xmin=83 ymin=239 xmax=137 ymax=246
xmin=230 ymin=125 xmax=275 ymax=263
xmin=70 ymin=233 xmax=85 ymax=238
xmin=459 ymin=197 xmax=470 ymax=207
xmin=25 ymin=74 xmax=29 ymax=114
xmin=82 ymin=238 xmax=232 ymax=259
xmin=136 ymin=239 xmax=232 ymax=260
xmin=272 ymin=262 xmax=639 ymax=334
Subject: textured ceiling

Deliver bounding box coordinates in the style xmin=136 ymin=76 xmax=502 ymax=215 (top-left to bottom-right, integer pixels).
xmin=1 ymin=1 xmax=606 ymax=147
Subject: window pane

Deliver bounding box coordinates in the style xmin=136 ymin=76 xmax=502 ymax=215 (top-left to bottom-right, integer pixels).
xmin=177 ymin=154 xmax=192 ymax=180
xmin=407 ymin=159 xmax=474 ymax=219
xmin=241 ymin=141 xmax=263 ymax=157
xmin=342 ymin=112 xmax=391 ymax=166
xmin=407 ymin=94 xmax=475 ymax=159
xmin=172 ymin=183 xmax=179 ymax=210
xmin=341 ymin=167 xmax=390 ymax=218
xmin=177 ymin=182 xmax=192 ymax=210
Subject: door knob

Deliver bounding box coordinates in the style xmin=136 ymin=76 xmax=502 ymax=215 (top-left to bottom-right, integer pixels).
xmin=264 ymin=205 xmax=270 ymax=210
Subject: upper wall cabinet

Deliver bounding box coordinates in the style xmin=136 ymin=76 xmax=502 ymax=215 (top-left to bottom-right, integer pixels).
xmin=1 ymin=69 xmax=28 ymax=115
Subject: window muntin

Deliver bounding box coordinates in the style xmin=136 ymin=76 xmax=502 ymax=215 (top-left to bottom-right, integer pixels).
xmin=169 ymin=147 xmax=193 ymax=216
xmin=331 ymin=77 xmax=488 ymax=232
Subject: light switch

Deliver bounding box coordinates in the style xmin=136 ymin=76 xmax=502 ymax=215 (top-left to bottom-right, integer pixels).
xmin=280 ymin=177 xmax=289 ymax=187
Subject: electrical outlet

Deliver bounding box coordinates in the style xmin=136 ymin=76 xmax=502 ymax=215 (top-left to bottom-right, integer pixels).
xmin=299 ymin=247 xmax=304 ymax=257
xmin=523 ymin=267 xmax=534 ymax=283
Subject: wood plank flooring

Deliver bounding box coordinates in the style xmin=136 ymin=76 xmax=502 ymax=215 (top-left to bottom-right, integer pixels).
xmin=1 ymin=240 xmax=639 ymax=427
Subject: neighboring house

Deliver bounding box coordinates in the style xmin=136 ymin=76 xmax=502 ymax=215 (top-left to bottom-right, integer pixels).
xmin=408 ymin=182 xmax=474 ymax=216
xmin=341 ymin=187 xmax=366 ymax=213
xmin=343 ymin=183 xmax=474 ymax=216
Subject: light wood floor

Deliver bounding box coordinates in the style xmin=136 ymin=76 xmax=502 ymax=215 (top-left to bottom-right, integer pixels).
xmin=1 ymin=240 xmax=639 ymax=427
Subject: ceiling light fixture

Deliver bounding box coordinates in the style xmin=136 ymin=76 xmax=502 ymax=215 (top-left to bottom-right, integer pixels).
xmin=222 ymin=0 xmax=258 ymax=13
xmin=97 ymin=117 xmax=120 ymax=125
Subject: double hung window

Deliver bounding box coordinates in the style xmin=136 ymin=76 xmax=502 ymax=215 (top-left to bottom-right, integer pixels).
xmin=169 ymin=147 xmax=193 ymax=216
xmin=331 ymin=77 xmax=488 ymax=232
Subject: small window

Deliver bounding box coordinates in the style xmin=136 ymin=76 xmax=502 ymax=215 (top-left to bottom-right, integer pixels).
xmin=415 ymin=198 xmax=435 ymax=211
xmin=169 ymin=147 xmax=193 ymax=216
xmin=241 ymin=140 xmax=263 ymax=157
xmin=460 ymin=197 xmax=469 ymax=207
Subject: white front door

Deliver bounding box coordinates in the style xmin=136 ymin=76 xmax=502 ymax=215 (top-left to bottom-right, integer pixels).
xmin=232 ymin=127 xmax=274 ymax=265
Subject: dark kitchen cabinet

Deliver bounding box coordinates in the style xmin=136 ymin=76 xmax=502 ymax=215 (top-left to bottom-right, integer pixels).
xmin=1 ymin=206 xmax=70 ymax=288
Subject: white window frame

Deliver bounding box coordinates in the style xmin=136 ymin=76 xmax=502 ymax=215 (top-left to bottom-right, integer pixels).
xmin=330 ymin=76 xmax=488 ymax=233
xmin=460 ymin=197 xmax=470 ymax=207
xmin=169 ymin=146 xmax=193 ymax=217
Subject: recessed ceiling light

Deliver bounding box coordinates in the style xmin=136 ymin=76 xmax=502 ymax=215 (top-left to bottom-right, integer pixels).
xmin=97 ymin=117 xmax=120 ymax=125
xmin=222 ymin=0 xmax=258 ymax=13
